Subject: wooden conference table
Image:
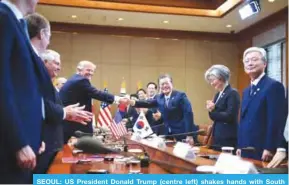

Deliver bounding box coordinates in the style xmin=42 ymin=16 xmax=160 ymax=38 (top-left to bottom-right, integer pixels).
xmin=47 ymin=136 xmax=275 ymax=174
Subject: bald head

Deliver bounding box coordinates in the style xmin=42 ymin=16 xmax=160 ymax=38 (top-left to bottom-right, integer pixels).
xmin=76 ymin=61 xmax=96 ymax=80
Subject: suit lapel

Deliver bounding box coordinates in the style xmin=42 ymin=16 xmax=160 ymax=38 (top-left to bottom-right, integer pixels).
xmin=241 ymin=75 xmax=267 ymax=117
xmin=215 ymin=85 xmax=231 ymax=106
xmin=213 ymin=92 xmax=219 ymax=104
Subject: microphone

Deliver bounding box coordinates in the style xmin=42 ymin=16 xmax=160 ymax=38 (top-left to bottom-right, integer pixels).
xmin=241 ymin=147 xmax=256 ymax=151
xmin=206 ymin=143 xmax=255 ymax=152
xmin=74 ymin=136 xmax=118 ymax=154
xmin=74 ymin=130 xmax=107 ymax=138
xmin=159 ymin=129 xmax=206 ymax=138
xmin=75 ymin=130 xmax=93 ymax=138
xmin=151 ymin=124 xmax=165 ymax=129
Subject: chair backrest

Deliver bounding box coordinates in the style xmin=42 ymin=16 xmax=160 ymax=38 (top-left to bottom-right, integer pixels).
xmin=197 ymin=124 xmax=213 ymax=146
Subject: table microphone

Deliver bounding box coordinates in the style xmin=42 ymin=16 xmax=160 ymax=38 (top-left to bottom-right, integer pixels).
xmin=74 ymin=130 xmax=106 ymax=138
xmin=151 ymin=124 xmax=165 ymax=129
xmin=159 ymin=129 xmax=206 ymax=138
xmin=74 ymin=136 xmax=118 ymax=154
xmin=75 ymin=130 xmax=95 ymax=138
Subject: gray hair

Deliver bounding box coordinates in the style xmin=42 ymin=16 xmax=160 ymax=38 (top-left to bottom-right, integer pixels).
xmin=77 ymin=60 xmax=96 ymax=71
xmin=243 ymin=47 xmax=267 ymax=63
xmin=158 ymin=74 xmax=173 ymax=83
xmin=205 ymin=64 xmax=230 ymax=83
xmin=40 ymin=49 xmax=60 ymax=63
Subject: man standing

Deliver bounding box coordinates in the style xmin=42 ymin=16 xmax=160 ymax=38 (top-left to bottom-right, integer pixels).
xmin=0 ymin=0 xmax=52 ymax=183
xmin=60 ymin=61 xmax=127 ymax=143
xmin=128 ymin=74 xmax=198 ymax=141
xmin=237 ymin=47 xmax=287 ymax=161
xmin=26 ymin=13 xmax=93 ymax=173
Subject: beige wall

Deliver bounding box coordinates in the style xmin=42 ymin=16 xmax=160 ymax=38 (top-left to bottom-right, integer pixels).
xmin=50 ymin=32 xmax=239 ymax=125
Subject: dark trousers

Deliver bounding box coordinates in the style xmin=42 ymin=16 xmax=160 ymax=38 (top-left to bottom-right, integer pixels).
xmin=33 ymin=151 xmax=58 ymax=174
xmin=0 ymin=165 xmax=32 ymax=184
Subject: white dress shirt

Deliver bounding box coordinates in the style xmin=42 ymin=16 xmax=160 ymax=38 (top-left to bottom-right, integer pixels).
xmin=251 ymin=72 xmax=265 ymax=86
xmin=215 ymin=83 xmax=228 ymax=104
xmin=2 ymin=0 xmax=23 ymax=20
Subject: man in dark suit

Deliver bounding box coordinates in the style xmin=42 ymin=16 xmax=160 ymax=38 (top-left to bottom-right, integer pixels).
xmin=205 ymin=65 xmax=240 ymax=151
xmin=267 ymin=90 xmax=288 ymax=168
xmin=0 ymin=0 xmax=54 ymax=183
xmin=128 ymin=74 xmax=199 ymax=141
xmin=26 ymin=13 xmax=93 ymax=173
xmin=237 ymin=47 xmax=287 ymax=161
xmin=59 ymin=61 xmax=127 ymax=143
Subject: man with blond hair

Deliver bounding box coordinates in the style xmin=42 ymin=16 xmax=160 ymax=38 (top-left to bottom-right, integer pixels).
xmin=60 ymin=61 xmax=127 ymax=143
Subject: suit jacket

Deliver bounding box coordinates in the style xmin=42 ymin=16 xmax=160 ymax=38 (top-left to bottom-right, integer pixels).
xmin=42 ymin=89 xmax=64 ymax=152
xmin=238 ymin=75 xmax=287 ymax=160
xmin=134 ymin=90 xmax=198 ymax=140
xmin=59 ymin=74 xmax=115 ymax=142
xmin=0 ymin=3 xmax=55 ymax=182
xmin=209 ymin=85 xmax=240 ymax=148
xmin=34 ymin=89 xmax=64 ymax=174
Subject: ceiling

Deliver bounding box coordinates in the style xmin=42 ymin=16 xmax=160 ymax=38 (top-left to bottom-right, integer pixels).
xmin=36 ymin=0 xmax=288 ymax=33
xmin=89 ymin=0 xmax=227 ymax=10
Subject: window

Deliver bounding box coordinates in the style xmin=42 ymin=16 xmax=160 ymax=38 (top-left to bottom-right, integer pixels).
xmin=265 ymin=40 xmax=287 ymax=86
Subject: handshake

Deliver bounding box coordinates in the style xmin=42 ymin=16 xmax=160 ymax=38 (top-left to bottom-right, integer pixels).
xmin=117 ymin=97 xmax=134 ymax=106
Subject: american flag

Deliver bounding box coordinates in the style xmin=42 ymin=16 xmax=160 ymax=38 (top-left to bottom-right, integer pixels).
xmin=97 ymin=88 xmax=127 ymax=139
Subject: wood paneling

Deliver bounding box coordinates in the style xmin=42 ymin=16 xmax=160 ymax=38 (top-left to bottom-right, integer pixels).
xmin=236 ymin=39 xmax=252 ymax=98
xmin=51 ymin=22 xmax=235 ymax=42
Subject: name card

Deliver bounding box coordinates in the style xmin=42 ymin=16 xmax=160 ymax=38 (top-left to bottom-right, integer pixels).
xmin=140 ymin=137 xmax=167 ymax=150
xmin=215 ymin=153 xmax=258 ymax=174
xmin=173 ymin=142 xmax=196 ymax=160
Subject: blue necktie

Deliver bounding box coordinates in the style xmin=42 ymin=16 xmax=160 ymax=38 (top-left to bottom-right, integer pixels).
xmin=165 ymin=97 xmax=170 ymax=107
xmin=250 ymin=85 xmax=256 ymax=96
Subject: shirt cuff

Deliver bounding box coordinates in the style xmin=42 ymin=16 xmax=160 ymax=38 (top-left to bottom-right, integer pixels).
xmin=277 ymin=148 xmax=286 ymax=152
xmin=114 ymin=96 xmax=121 ymax=104
xmin=63 ymin=108 xmax=66 ymax=120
